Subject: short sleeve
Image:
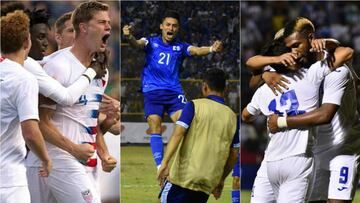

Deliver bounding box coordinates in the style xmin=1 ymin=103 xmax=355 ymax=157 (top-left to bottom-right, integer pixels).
xmin=322 ymin=66 xmax=349 ymax=105
xmin=307 ymin=60 xmax=332 ymax=86
xmin=176 ymin=101 xmax=194 ymax=129
xmin=183 ymin=42 xmax=192 ymax=57
xmin=143 ymin=37 xmax=151 ymax=53
xmin=16 ymin=74 xmax=39 ymax=122
xmin=246 ymin=90 xmax=262 ymax=116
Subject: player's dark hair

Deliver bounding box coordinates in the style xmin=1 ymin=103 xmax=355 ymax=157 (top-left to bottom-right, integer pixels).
xmin=26 ymin=8 xmax=50 ymax=28
xmin=283 ymin=17 xmax=314 ymax=39
xmin=1 ymin=2 xmax=25 ymax=16
xmin=55 ymin=12 xmax=72 ymax=34
xmin=203 ymin=68 xmax=227 ymax=92
xmin=261 ymin=38 xmax=290 ymax=73
xmin=162 ymin=10 xmax=180 ymax=23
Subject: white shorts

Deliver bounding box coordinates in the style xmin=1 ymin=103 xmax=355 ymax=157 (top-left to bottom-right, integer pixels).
xmin=251 ymin=160 xmax=276 ymax=203
xmin=27 ymin=166 xmax=100 ymax=203
xmin=309 ymin=153 xmax=360 ymax=201
xmin=0 ymin=186 xmax=30 ymax=203
xmin=26 ymin=167 xmax=57 ymax=203
xmin=267 ymin=155 xmax=314 ymax=203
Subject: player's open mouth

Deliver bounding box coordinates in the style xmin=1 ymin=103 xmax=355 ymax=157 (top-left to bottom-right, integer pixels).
xmin=102 ymin=34 xmax=110 ymax=46
xmin=167 ymin=31 xmax=174 ymax=36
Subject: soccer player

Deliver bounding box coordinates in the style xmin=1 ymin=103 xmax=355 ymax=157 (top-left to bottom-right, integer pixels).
xmin=0 ymin=10 xmax=52 ymax=203
xmin=122 ymin=10 xmax=223 ymax=169
xmin=157 ymin=68 xmax=239 ymax=202
xmin=242 ymin=17 xmax=353 ymax=203
xmin=54 ymin=11 xmax=74 ymax=50
xmin=26 ymin=2 xmax=116 ymax=202
xmin=266 ymin=40 xmax=360 ymax=203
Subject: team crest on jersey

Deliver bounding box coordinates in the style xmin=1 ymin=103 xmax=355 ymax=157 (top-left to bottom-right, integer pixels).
xmin=81 ymin=189 xmax=93 ymax=202
xmin=153 ymin=43 xmax=159 ymax=48
xmin=173 ymin=46 xmax=181 ymax=51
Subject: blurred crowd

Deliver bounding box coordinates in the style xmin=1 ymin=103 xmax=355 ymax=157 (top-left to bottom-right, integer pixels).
xmin=16 ymin=0 xmax=120 ymax=101
xmin=121 ymin=1 xmax=240 ymax=117
xmin=241 ymin=1 xmax=360 ymax=162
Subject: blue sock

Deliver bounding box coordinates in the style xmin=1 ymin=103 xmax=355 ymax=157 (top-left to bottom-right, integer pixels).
xmin=232 ymin=190 xmax=240 ymax=203
xmin=150 ymin=134 xmax=163 ymax=167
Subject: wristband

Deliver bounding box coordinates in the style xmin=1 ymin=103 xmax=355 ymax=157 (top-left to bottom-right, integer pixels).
xmin=210 ymin=46 xmax=214 ymax=53
xmin=277 ymin=117 xmax=288 ymax=128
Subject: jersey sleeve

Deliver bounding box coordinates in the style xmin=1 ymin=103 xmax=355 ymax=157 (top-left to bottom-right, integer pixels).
xmin=143 ymin=37 xmax=152 ymax=53
xmin=322 ymin=66 xmax=349 ymax=105
xmin=182 ymin=42 xmax=192 ymax=57
xmin=16 ymin=74 xmax=39 ymax=122
xmin=176 ymin=101 xmax=195 ymax=129
xmin=38 ymin=57 xmax=94 ymax=105
xmin=246 ymin=89 xmax=262 ymax=116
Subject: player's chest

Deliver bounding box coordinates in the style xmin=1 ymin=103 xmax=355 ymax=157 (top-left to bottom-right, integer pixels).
xmin=150 ymin=45 xmax=183 ymax=65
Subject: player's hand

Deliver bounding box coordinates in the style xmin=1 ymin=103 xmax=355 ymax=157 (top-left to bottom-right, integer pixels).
xmin=274 ymin=52 xmax=298 ymax=68
xmin=38 ymin=159 xmax=52 ymax=177
xmin=122 ymin=25 xmax=132 ymax=37
xmin=212 ymin=180 xmax=224 ymax=199
xmin=211 ymin=40 xmax=223 ymax=53
xmin=99 ymin=94 xmax=120 ymax=121
xmin=267 ymin=114 xmax=280 ymax=133
xmin=262 ymin=71 xmax=290 ymax=96
xmin=101 ymin=154 xmax=117 ymax=172
xmin=90 ymin=49 xmax=109 ymax=79
xmin=157 ymin=164 xmax=169 ymax=187
xmin=72 ymin=143 xmax=95 ymax=162
xmin=310 ymin=38 xmax=326 ymax=53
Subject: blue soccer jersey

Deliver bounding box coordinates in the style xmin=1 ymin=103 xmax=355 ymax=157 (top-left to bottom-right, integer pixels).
xmin=141 ymin=36 xmax=191 ymax=93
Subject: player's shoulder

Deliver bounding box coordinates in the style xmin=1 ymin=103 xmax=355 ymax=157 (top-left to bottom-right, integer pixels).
xmin=44 ymin=49 xmax=72 ymax=70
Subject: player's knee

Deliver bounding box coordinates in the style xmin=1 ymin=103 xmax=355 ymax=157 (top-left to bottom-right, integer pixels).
xmin=232 ymin=176 xmax=240 ymax=189
xmin=147 ymin=116 xmax=162 ymax=133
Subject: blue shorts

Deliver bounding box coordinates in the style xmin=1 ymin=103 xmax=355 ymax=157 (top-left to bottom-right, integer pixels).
xmin=144 ymin=89 xmax=186 ymax=118
xmin=159 ymin=181 xmax=209 ymax=203
xmin=232 ymin=153 xmax=240 ymax=177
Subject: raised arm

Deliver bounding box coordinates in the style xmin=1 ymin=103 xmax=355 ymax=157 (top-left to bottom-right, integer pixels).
xmin=188 ymin=40 xmax=223 ymax=56
xmin=122 ymin=25 xmax=146 ymax=49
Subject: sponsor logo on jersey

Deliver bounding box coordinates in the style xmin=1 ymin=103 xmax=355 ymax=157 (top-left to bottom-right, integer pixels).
xmin=81 ymin=189 xmax=93 ymax=203
xmin=337 ymin=186 xmax=348 ymax=191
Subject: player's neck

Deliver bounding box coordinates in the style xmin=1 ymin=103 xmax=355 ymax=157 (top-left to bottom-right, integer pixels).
xmin=205 ymin=91 xmax=224 ymax=98
xmin=2 ymin=51 xmax=26 ymax=66
xmin=71 ymin=40 xmax=93 ymax=67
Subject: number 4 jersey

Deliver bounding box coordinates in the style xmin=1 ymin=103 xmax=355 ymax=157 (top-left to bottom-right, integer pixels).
xmin=141 ymin=36 xmax=191 ymax=93
xmin=246 ymin=61 xmax=339 ymax=161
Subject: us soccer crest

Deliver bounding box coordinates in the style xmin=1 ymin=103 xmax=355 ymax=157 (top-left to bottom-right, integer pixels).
xmin=81 ymin=189 xmax=94 ymax=203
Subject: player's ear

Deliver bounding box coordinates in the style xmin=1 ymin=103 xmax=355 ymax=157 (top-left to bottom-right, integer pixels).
xmin=160 ymin=23 xmax=163 ymax=31
xmin=307 ymin=32 xmax=314 ymax=41
xmin=23 ymin=33 xmax=32 ymax=51
xmin=54 ymin=33 xmax=62 ymax=45
xmin=79 ymin=22 xmax=87 ymax=34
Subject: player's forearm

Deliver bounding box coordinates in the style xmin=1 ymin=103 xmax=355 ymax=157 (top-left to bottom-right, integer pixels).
xmin=126 ymin=35 xmax=145 ymax=49
xmin=241 ymin=108 xmax=256 ymax=123
xmin=162 ymin=125 xmax=186 ymax=165
xmin=39 ymin=108 xmax=77 ymax=155
xmin=220 ymin=148 xmax=239 ymax=181
xmin=21 ymin=120 xmax=51 ymax=163
xmin=246 ymin=55 xmax=275 ymax=71
xmin=189 ymin=46 xmax=212 ymax=56
xmin=96 ymin=125 xmax=110 ymax=159
xmin=46 ymin=68 xmax=96 ymax=105
xmin=108 ymin=121 xmax=121 ymax=135
xmin=249 ymin=75 xmax=263 ymax=90
xmin=287 ymin=103 xmax=338 ymax=128
xmin=331 ymin=47 xmax=353 ymax=70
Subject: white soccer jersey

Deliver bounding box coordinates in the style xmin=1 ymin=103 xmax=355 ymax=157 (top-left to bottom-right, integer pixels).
xmin=24 ymin=48 xmax=96 ymax=106
xmin=26 ymin=49 xmax=108 ymax=170
xmin=315 ymin=65 xmax=360 ymax=153
xmin=247 ymin=61 xmax=332 ymax=161
xmin=0 ymin=58 xmax=39 ymax=187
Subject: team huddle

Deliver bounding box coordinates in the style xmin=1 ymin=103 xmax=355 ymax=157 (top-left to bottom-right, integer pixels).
xmin=0 ymin=1 xmax=119 ymax=203
xmin=242 ymin=17 xmax=360 ymax=203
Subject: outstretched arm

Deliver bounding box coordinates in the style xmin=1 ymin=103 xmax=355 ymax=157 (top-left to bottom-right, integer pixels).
xmin=122 ymin=25 xmax=146 ymax=49
xmin=188 ymin=40 xmax=223 ymax=56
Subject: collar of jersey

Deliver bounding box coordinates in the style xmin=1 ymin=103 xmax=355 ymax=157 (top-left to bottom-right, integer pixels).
xmin=158 ymin=35 xmax=179 ymax=46
xmin=207 ymin=95 xmax=225 ymax=104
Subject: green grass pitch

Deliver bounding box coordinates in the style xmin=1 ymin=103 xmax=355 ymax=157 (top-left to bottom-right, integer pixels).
xmin=121 ymin=146 xmax=360 ymax=203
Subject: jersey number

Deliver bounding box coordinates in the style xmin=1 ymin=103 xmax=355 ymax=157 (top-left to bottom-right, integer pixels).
xmin=158 ymin=52 xmax=170 ymax=65
xmin=268 ymin=90 xmax=305 ymax=116
xmin=78 ymin=95 xmax=88 ymax=105
xmin=178 ymin=94 xmax=187 ymax=104
xmin=339 ymin=166 xmax=349 ymax=184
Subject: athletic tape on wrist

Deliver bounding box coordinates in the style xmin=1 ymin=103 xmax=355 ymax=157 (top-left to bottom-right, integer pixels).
xmin=277 ymin=117 xmax=288 ymax=128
